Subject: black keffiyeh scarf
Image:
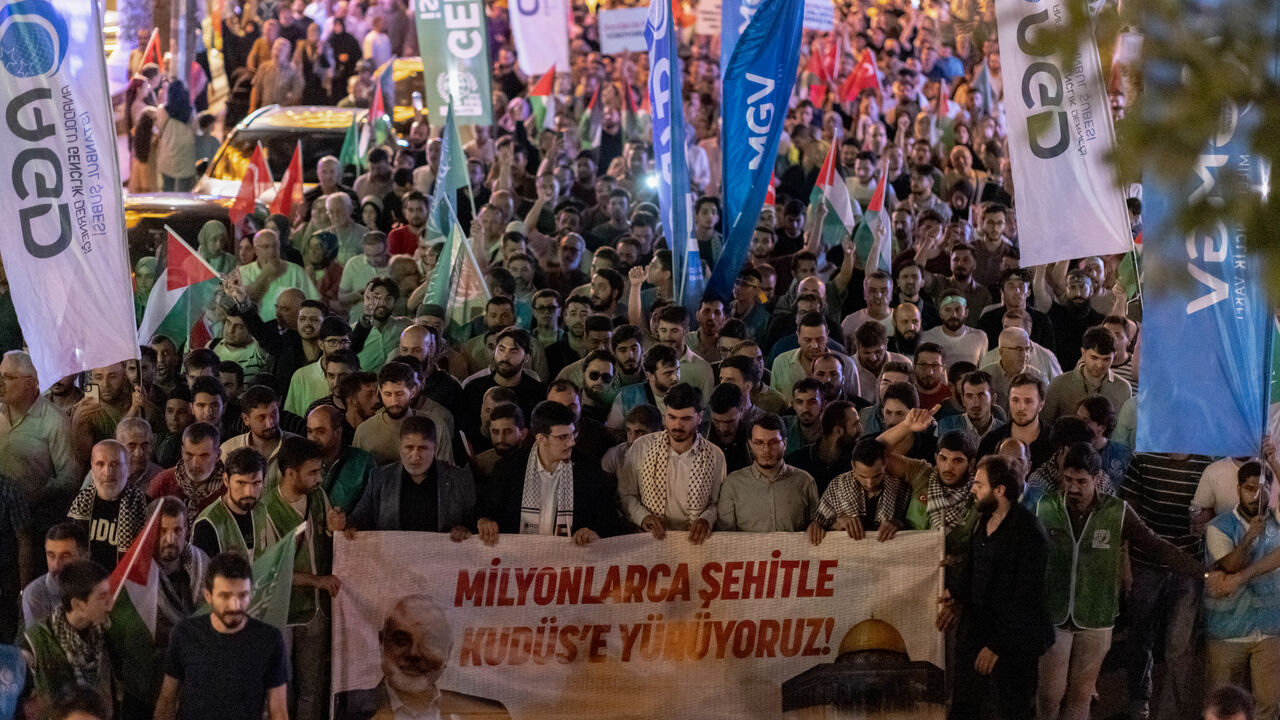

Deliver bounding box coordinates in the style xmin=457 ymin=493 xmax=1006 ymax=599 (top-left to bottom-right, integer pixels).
xmin=67 ymin=484 xmax=146 ymax=549
xmin=926 ymin=471 xmax=973 ymax=530
xmin=174 ymin=458 xmax=227 ymax=527
xmin=50 ymin=607 xmax=105 ymax=688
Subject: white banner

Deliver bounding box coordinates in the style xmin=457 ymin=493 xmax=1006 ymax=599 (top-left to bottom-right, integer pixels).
xmin=696 ymin=0 xmax=722 ymax=35
xmin=598 ymin=7 xmax=650 ymax=54
xmin=802 ymin=0 xmax=835 ymax=31
xmin=332 ymin=531 xmax=945 ymax=719
xmin=510 ymin=0 xmax=571 ymax=76
xmin=0 ymin=0 xmax=137 ymax=389
xmin=996 ymin=0 xmax=1132 ymax=267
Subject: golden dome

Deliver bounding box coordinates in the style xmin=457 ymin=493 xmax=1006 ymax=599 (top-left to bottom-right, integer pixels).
xmin=838 ymin=618 xmax=908 ymax=657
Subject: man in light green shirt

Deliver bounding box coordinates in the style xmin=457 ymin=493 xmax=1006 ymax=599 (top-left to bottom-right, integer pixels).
xmin=236 ymin=230 xmax=319 ymax=322
xmin=771 ymin=311 xmax=859 ymax=401
xmin=338 ymin=232 xmax=391 ymax=323
xmin=352 ymin=279 xmax=410 ymax=374
xmin=718 ymin=414 xmax=819 ymax=532
xmin=321 ymin=194 xmax=368 ymax=265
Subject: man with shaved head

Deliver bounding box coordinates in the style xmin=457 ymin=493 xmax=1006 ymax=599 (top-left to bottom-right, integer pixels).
xmin=71 ymin=361 xmax=134 ymax=467
xmin=333 ymin=595 xmax=509 ymax=719
xmin=398 ymin=324 xmax=461 ymax=409
xmin=307 ymin=405 xmax=376 ymax=513
xmin=67 ymin=440 xmax=146 ymax=570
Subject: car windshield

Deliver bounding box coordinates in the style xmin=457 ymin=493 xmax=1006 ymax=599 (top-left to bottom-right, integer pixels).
xmin=208 ymin=131 xmax=346 ymax=183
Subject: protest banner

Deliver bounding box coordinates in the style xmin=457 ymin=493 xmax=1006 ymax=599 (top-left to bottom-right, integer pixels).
xmin=332 ymin=531 xmax=945 ymax=719
xmin=994 ymin=0 xmax=1132 ymax=267
xmin=412 ymin=0 xmax=493 ymax=124
xmin=802 ymin=0 xmax=835 ymax=31
xmin=510 ymin=0 xmax=571 ymax=75
xmin=0 ymin=0 xmax=137 ymax=389
xmin=599 ymin=7 xmax=650 ymax=54
xmin=696 ymin=0 xmax=721 ymax=35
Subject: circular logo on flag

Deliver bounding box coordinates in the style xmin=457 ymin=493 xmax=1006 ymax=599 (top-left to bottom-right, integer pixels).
xmin=0 ymin=0 xmax=68 ymax=78
xmin=436 ymin=70 xmax=480 ymax=105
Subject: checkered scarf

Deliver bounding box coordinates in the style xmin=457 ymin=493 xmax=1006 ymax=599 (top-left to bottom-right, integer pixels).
xmin=50 ymin=607 xmax=105 ymax=688
xmin=520 ymin=449 xmax=575 ymax=536
xmin=925 ymin=471 xmax=973 ymax=530
xmin=67 ymin=483 xmax=147 ymax=550
xmin=819 ymin=472 xmax=910 ymax=528
xmin=638 ymin=432 xmax=718 ymax=523
xmin=174 ymin=458 xmax=227 ymax=528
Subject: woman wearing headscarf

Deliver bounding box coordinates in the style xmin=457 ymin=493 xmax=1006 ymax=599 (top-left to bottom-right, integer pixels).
xmin=304 ymin=231 xmax=345 ymax=315
xmin=359 ymin=196 xmax=389 ymax=233
xmin=134 ymin=256 xmax=159 ymax=323
xmin=156 ymin=80 xmax=198 ymax=191
xmin=197 ymin=220 xmax=237 ymax=274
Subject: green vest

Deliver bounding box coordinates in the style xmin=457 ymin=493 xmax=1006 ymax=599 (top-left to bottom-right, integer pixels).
xmin=193 ymin=498 xmax=277 ymax=561
xmin=1037 ymin=492 xmax=1126 ymax=629
xmin=263 ymin=486 xmax=333 ymax=625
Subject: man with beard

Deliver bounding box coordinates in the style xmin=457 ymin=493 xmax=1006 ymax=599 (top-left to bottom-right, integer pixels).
xmin=609 ymin=325 xmax=646 ymax=388
xmin=690 ymin=297 xmax=728 ymax=363
xmin=1041 ymin=270 xmax=1106 ymax=370
xmin=772 ymin=312 xmax=859 ymax=401
xmin=554 ymin=317 xmax=615 ymax=391
xmin=354 ymin=148 xmax=396 ymax=208
xmin=879 ymin=405 xmax=979 ymax=532
xmin=607 ymin=345 xmax=680 ymax=430
xmin=1035 ymin=444 xmax=1200 ymax=720
xmin=285 ymin=317 xmax=353 ymax=417
xmin=730 ymin=268 xmax=771 ymax=341
xmin=307 ymin=405 xmax=376 ymax=514
xmin=893 ymin=262 xmax=940 ymax=330
xmin=387 ymin=191 xmax=428 ymax=256
xmin=221 ymin=386 xmax=298 ymax=488
xmin=844 ymin=149 xmax=897 ymax=209
xmin=849 ymin=322 xmax=911 ymax=404
xmin=936 ymin=370 xmax=1006 ymax=442
xmin=149 ymin=423 xmax=227 ymax=526
xmin=718 ymin=414 xmax=819 ymax=532
xmin=1042 ymin=326 xmax=1131 ymax=426
xmin=544 ymin=380 xmax=610 ymax=460
xmin=841 ymin=272 xmax=896 ymax=349
xmin=546 ymin=296 xmax=593 ymax=376
xmin=211 ymin=312 xmax=269 ymax=386
xmin=785 ymin=379 xmax=825 ymax=452
xmin=807 ymin=437 xmax=911 ymax=544
xmin=109 ymin=496 xmax=209 ymax=717
xmin=396 ymin=325 xmax=462 ymax=410
xmin=191 ymin=448 xmax=277 ymax=560
xmin=653 ymin=306 xmax=715 ymax=397
xmin=71 ymin=362 xmax=133 ymax=467
xmin=336 ymin=372 xmax=380 ymax=446
xmin=620 ymin=383 xmax=726 ymax=544
xmin=20 ymin=523 xmax=88 ymax=630
xmin=333 ymin=595 xmax=509 ymax=720
xmin=920 ymin=295 xmax=989 ymax=367
xmin=262 ymin=437 xmax=342 ymax=720
xmin=570 ymin=350 xmax=617 ymax=426
xmin=240 ymin=292 xmax=329 ymax=391
xmin=478 ymin=400 xmax=619 ymax=545
xmin=938 ymin=455 xmax=1051 ymax=720
xmin=979 ymin=269 xmax=1055 ymax=352
xmin=588 ymin=268 xmax=625 ymax=323
xmin=889 ymin=302 xmax=924 ymax=356
xmin=151 ymin=336 xmax=182 ymax=396
xmin=1204 ymin=462 xmax=1280 ymax=719
xmin=154 ymin=553 xmax=288 ymax=720
xmin=718 ymin=355 xmax=771 ymax=426
xmin=21 ymin=560 xmax=114 ymax=707
xmin=300 ymin=348 xmax=361 ymax=420
xmin=978 ymin=372 xmax=1054 ymax=475
xmin=707 ymin=384 xmax=752 ymax=473
xmin=66 ymin=441 xmax=146 ymax=571
xmin=787 ymin=401 xmax=860 ymax=495
xmin=810 ymin=354 xmax=858 ymax=408
xmin=352 ymin=278 xmax=411 ymax=374
xmin=470 ymin=403 xmax=527 ymax=483
xmin=925 ymin=244 xmax=992 ymax=320
xmin=355 ymin=362 xmax=455 ymax=466
xmin=349 ymin=416 xmax=477 ymax=536
xmin=460 ymin=328 xmax=547 ymax=443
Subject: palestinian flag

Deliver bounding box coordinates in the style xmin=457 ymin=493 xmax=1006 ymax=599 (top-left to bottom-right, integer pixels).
xmin=839 ymin=49 xmax=882 ymax=103
xmin=529 ymin=67 xmax=557 ymax=131
xmin=106 ymin=505 xmax=164 ymax=703
xmin=140 ymin=28 xmax=161 ymax=68
xmin=852 ymin=163 xmax=892 ymax=273
xmin=361 ymin=79 xmax=393 ymax=157
xmin=138 ymin=227 xmax=222 ymax=350
xmin=578 ymin=84 xmax=603 ymax=151
xmin=269 ymin=141 xmax=303 ymax=220
xmin=808 ymin=141 xmax=860 ymax=247
xmin=623 ymin=82 xmax=650 ymax=142
xmin=229 ymin=142 xmax=273 ymax=228
xmin=338 ymin=110 xmax=364 ymax=171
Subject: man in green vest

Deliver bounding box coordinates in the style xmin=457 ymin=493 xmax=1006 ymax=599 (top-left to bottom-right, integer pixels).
xmin=21 ymin=560 xmax=113 ymax=709
xmin=191 ymin=447 xmax=278 ymax=561
xmin=306 ymin=405 xmax=375 ymax=513
xmin=263 ymin=436 xmax=342 ymax=720
xmin=1034 ymin=443 xmax=1201 ymax=720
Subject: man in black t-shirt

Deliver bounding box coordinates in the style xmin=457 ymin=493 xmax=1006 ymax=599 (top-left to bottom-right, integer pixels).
xmin=154 ymin=553 xmax=288 ymax=720
xmin=66 ymin=440 xmax=146 ymax=571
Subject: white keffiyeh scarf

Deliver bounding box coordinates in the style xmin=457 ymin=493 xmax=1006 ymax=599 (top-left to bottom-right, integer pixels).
xmin=520 ymin=449 xmax=575 ymax=536
xmin=639 ymin=433 xmax=718 ymax=523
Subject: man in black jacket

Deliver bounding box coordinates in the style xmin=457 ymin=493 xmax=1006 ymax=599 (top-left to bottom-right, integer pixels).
xmin=939 ymin=454 xmax=1052 ymax=720
xmin=476 ymin=401 xmax=619 ymax=545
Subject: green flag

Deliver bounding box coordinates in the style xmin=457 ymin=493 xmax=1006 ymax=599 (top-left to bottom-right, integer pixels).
xmin=194 ymin=522 xmax=303 ymax=630
xmin=338 ymin=112 xmax=363 ymax=171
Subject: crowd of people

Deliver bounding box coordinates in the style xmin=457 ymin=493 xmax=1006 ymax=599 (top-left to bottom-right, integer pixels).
xmin=0 ymin=0 xmax=1271 ymax=718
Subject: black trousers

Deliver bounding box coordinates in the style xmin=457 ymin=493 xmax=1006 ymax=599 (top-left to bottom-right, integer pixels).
xmin=950 ymin=634 xmax=1040 ymax=720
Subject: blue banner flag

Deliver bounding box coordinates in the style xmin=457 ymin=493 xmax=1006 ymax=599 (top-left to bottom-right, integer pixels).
xmin=720 ymin=0 xmax=763 ymax=80
xmin=1137 ymin=98 xmax=1273 ymax=455
xmin=706 ymin=0 xmax=804 ymax=303
xmin=646 ymin=0 xmax=701 ymax=312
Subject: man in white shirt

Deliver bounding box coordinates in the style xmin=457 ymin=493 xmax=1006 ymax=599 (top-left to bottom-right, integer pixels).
xmin=919 ymin=294 xmax=989 ymax=367
xmin=620 ymin=383 xmax=726 ymax=543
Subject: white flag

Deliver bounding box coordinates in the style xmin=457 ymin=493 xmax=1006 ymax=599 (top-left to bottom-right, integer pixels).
xmin=510 ymin=0 xmax=571 ymax=76
xmin=0 ymin=0 xmax=137 ymax=388
xmin=996 ymin=0 xmax=1132 ymax=267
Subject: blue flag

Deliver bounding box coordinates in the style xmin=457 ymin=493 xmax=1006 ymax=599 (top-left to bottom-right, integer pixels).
xmin=706 ymin=0 xmax=804 ymax=303
xmin=646 ymin=0 xmax=702 ymax=312
xmin=720 ymin=0 xmax=764 ymax=81
xmin=1137 ymin=82 xmax=1273 ymax=455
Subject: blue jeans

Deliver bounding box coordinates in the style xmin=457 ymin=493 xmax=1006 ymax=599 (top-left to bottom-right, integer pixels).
xmin=1125 ymin=559 xmax=1203 ymax=719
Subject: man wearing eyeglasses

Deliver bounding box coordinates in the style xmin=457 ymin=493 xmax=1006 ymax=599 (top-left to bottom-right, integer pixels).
xmin=718 ymin=414 xmax=819 ymax=532
xmin=981 ymin=326 xmax=1052 ymax=413
xmin=281 ymin=317 xmax=353 ymax=418
xmin=529 ymin=289 xmax=564 ymax=350
xmin=477 ymin=401 xmax=619 ymax=545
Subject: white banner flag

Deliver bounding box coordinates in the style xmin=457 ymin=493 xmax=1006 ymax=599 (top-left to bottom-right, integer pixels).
xmin=332 ymin=531 xmax=945 ymax=719
xmin=598 ymin=7 xmax=650 ymax=55
xmin=996 ymin=0 xmax=1132 ymax=267
xmin=510 ymin=0 xmax=571 ymax=76
xmin=0 ymin=0 xmax=137 ymax=389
